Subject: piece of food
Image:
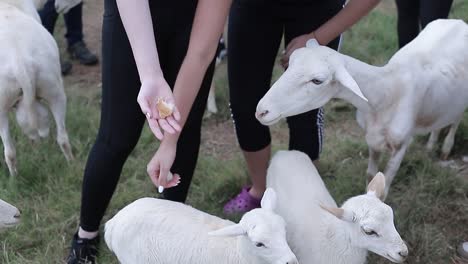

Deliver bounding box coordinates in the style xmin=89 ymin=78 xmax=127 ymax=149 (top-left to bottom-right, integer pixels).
xmin=156 ymin=97 xmax=174 ymax=118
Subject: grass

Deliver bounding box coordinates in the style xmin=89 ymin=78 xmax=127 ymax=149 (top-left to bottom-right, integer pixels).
xmin=1 ymin=0 xmax=468 ymax=263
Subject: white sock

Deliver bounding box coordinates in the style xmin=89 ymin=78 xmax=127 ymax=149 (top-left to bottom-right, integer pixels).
xmin=78 ymin=227 xmax=98 ymax=240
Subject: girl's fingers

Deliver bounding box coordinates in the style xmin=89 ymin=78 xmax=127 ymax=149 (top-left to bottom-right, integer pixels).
xmin=167 ymin=174 xmax=181 ymax=188
xmin=167 ymin=116 xmax=181 ymax=132
xmin=148 ymin=119 xmax=164 ymax=140
xmin=147 ymin=162 xmax=160 ymax=188
xmin=173 ymin=106 xmax=181 ymax=121
xmin=158 ymin=166 xmax=169 ymax=188
xmin=159 ymin=119 xmax=176 ymax=134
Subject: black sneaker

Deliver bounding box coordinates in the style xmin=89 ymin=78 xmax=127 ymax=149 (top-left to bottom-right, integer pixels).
xmin=66 ymin=233 xmax=100 ymax=264
xmin=61 ymin=60 xmax=72 ymax=76
xmin=68 ymin=41 xmax=98 ymax=66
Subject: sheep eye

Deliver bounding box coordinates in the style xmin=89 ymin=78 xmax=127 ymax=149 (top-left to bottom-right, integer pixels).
xmin=310 ymin=79 xmax=323 ymax=85
xmin=255 ymin=242 xmax=266 ymax=248
xmin=363 ymin=228 xmax=378 ymax=236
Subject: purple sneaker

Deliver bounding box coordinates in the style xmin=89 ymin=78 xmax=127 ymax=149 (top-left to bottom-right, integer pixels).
xmin=224 ymin=186 xmax=261 ymax=215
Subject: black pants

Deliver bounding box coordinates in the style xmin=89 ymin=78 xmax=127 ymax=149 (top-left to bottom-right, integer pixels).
xmin=228 ymin=0 xmax=343 ymax=161
xmin=79 ymin=0 xmax=215 ymax=232
xmin=39 ymin=0 xmax=84 ymax=47
xmin=395 ymin=0 xmax=453 ymax=48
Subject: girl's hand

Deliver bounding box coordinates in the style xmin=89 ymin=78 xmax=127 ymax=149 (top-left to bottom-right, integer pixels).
xmin=281 ymin=32 xmax=317 ymax=69
xmin=147 ymin=141 xmax=181 ymax=190
xmin=137 ymin=78 xmax=181 ymax=140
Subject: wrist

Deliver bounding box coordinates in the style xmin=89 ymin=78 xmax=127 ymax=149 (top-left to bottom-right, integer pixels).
xmin=161 ymin=134 xmax=179 ymax=148
xmin=140 ymin=71 xmax=165 ymax=87
xmin=309 ymin=31 xmax=322 ymax=45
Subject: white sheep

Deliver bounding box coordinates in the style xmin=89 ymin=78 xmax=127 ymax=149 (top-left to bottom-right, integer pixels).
xmin=0 ymin=0 xmax=74 ymax=176
xmin=267 ymin=150 xmax=408 ymax=264
xmin=256 ymin=19 xmax=468 ymax=198
xmin=0 ymin=199 xmax=20 ymax=229
xmin=104 ymin=189 xmax=298 ymax=264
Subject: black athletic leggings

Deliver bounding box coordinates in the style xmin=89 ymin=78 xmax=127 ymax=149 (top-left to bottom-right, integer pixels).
xmin=79 ymin=0 xmax=215 ymax=232
xmin=395 ymin=0 xmax=453 ymax=48
xmin=228 ymin=0 xmax=343 ymax=161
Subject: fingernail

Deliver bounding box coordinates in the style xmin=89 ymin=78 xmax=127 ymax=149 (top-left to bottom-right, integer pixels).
xmin=158 ymin=186 xmax=164 ymax=193
xmin=146 ymin=112 xmax=151 ymax=119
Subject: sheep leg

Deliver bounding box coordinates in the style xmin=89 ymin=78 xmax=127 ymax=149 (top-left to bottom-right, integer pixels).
xmin=425 ymin=129 xmax=440 ymax=152
xmin=0 ymin=112 xmax=17 ymax=176
xmin=383 ymin=140 xmax=411 ymax=200
xmin=367 ymin=147 xmax=381 ymax=184
xmin=441 ymin=118 xmax=462 ymax=160
xmin=48 ymin=94 xmax=74 ymax=162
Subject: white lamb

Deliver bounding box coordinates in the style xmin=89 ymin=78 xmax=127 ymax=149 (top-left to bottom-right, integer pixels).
xmin=104 ymin=188 xmax=298 ymax=264
xmin=0 ymin=199 xmax=20 ymax=229
xmin=267 ymin=150 xmax=408 ymax=264
xmin=0 ymin=0 xmax=74 ymax=176
xmin=256 ymin=19 xmax=468 ymax=198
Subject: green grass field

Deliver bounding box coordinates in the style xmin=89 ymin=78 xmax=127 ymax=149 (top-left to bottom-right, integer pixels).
xmin=1 ymin=0 xmax=467 ymax=263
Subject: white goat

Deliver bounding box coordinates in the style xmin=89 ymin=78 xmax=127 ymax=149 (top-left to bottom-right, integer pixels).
xmin=104 ymin=189 xmax=298 ymax=264
xmin=0 ymin=199 xmax=20 ymax=229
xmin=0 ymin=0 xmax=74 ymax=176
xmin=257 ymin=19 xmax=468 ymax=198
xmin=267 ymin=150 xmax=408 ymax=264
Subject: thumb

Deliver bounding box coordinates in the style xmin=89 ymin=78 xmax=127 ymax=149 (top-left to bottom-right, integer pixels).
xmin=147 ymin=161 xmax=160 ymax=188
xmin=158 ymin=166 xmax=169 ymax=188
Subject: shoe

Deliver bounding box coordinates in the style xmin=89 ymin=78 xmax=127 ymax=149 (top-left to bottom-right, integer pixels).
xmin=458 ymin=242 xmax=468 ymax=260
xmin=223 ymin=186 xmax=261 ymax=215
xmin=66 ymin=232 xmax=100 ymax=264
xmin=61 ymin=60 xmax=72 ymax=76
xmin=68 ymin=41 xmax=98 ymax=66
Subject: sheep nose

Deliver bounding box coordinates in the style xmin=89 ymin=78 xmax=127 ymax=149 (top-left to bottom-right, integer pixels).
xmin=256 ymin=110 xmax=269 ymax=119
xmin=398 ymin=249 xmax=408 ymax=258
xmin=14 ymin=209 xmax=21 ymax=219
xmin=285 ymin=257 xmax=299 ymax=264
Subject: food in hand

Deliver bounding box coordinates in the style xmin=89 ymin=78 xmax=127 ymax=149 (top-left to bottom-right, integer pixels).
xmin=156 ymin=97 xmax=174 ymax=118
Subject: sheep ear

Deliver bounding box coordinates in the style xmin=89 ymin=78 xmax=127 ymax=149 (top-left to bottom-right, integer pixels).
xmin=320 ymin=204 xmax=356 ymax=223
xmin=335 ymin=65 xmax=368 ymax=102
xmin=208 ymin=224 xmax=246 ymax=237
xmin=367 ymin=172 xmax=386 ymax=201
xmin=306 ymin=38 xmax=320 ymax=48
xmin=260 ymin=188 xmax=277 ymax=211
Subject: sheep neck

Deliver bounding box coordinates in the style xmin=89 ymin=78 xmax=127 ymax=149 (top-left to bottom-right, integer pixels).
xmin=320 ymin=215 xmax=368 ymax=263
xmin=335 ymin=54 xmax=392 ymax=113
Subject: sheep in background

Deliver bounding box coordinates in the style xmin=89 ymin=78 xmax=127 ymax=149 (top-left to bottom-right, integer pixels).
xmin=0 ymin=199 xmax=20 ymax=229
xmin=104 ymin=189 xmax=298 ymax=264
xmin=267 ymin=150 xmax=408 ymax=264
xmin=0 ymin=0 xmax=74 ymax=176
xmin=257 ymin=19 xmax=468 ymax=198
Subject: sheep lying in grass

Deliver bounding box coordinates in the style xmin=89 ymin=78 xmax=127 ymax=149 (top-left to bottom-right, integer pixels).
xmin=257 ymin=19 xmax=468 ymax=198
xmin=0 ymin=0 xmax=74 ymax=176
xmin=104 ymin=189 xmax=298 ymax=264
xmin=267 ymin=150 xmax=408 ymax=264
xmin=0 ymin=199 xmax=20 ymax=229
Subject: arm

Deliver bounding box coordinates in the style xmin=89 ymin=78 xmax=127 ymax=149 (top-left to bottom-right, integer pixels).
xmin=116 ymin=0 xmax=181 ymax=140
xmin=148 ymin=0 xmax=232 ymax=188
xmin=281 ymin=0 xmax=381 ymax=67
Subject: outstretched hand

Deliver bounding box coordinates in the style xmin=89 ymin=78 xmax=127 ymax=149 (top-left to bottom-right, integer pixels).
xmin=281 ymin=32 xmax=316 ymax=69
xmin=147 ymin=142 xmax=181 ymax=190
xmin=137 ymin=78 xmax=181 ymax=140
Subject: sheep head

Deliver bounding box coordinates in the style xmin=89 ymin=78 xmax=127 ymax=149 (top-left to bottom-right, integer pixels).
xmin=209 ymin=188 xmax=298 ymax=264
xmin=321 ymin=172 xmax=408 ymax=263
xmin=0 ymin=199 xmax=20 ymax=230
xmin=256 ymin=41 xmax=367 ymax=125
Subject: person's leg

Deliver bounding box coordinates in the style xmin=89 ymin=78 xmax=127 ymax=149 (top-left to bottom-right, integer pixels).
xmin=395 ymin=0 xmax=420 ymax=48
xmin=65 ymin=3 xmax=98 ymax=65
xmin=38 ymin=0 xmax=59 ymax=35
xmin=283 ymin=0 xmax=342 ymax=162
xmin=226 ymin=0 xmax=283 ymax=212
xmin=419 ymin=0 xmax=454 ymax=28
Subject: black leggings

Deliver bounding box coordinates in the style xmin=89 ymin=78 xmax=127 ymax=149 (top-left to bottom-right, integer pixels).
xmin=79 ymin=0 xmax=215 ymax=232
xmin=228 ymin=0 xmax=343 ymax=161
xmin=395 ymin=0 xmax=453 ymax=48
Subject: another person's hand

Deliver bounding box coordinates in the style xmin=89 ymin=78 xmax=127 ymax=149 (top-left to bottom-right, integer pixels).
xmin=55 ymin=0 xmax=82 ymax=13
xmin=137 ymin=78 xmax=181 ymax=140
xmin=281 ymin=32 xmax=317 ymax=69
xmin=147 ymin=141 xmax=181 ymax=190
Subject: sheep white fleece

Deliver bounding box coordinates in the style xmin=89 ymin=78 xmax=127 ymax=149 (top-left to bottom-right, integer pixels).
xmin=105 ymin=193 xmax=298 ymax=264
xmin=267 ymin=151 xmax=408 ymax=264
xmin=0 ymin=199 xmax=20 ymax=229
xmin=0 ymin=0 xmax=73 ymax=176
xmin=257 ymin=19 xmax=468 ymax=198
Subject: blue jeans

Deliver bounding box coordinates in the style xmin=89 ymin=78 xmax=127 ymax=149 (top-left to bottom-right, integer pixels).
xmin=39 ymin=0 xmax=84 ymax=47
